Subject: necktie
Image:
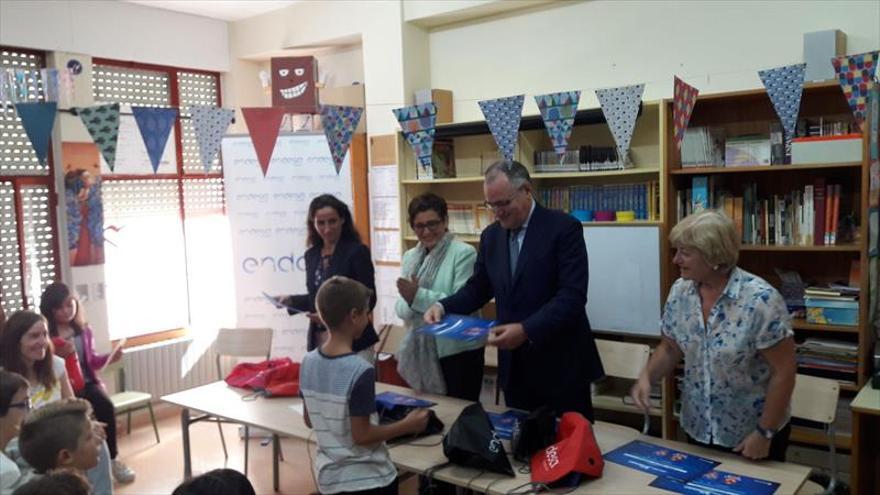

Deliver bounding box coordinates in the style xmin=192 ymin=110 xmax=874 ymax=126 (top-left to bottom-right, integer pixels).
xmin=509 ymin=228 xmax=521 ymax=277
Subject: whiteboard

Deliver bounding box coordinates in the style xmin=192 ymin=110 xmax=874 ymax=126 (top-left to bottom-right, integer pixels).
xmin=584 ymin=226 xmax=661 ymax=336
xmin=221 ymin=132 xmax=353 ymax=360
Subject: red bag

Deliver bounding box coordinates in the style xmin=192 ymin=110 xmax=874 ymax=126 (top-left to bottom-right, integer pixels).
xmin=530 ymin=412 xmax=604 ymax=484
xmin=52 ymin=337 xmax=85 ymax=393
xmin=225 ymin=358 xmax=300 ymax=397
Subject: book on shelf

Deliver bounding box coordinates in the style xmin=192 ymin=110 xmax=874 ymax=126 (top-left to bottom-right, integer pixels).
xmin=725 ymin=135 xmax=771 ymax=167
xmin=691 ymin=176 xmax=708 ymax=213
xmin=431 ymin=138 xmax=456 ymax=179
xmin=540 ymin=181 xmax=660 ymax=220
xmin=680 ymin=127 xmax=725 ymax=167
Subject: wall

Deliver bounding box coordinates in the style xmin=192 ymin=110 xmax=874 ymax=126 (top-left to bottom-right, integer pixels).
xmin=428 ymin=0 xmax=880 ymax=121
xmin=0 ymin=0 xmax=229 ymax=72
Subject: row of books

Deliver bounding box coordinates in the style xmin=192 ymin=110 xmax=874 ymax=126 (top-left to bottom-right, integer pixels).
xmin=796 ymin=338 xmax=858 ymax=384
xmin=533 ymin=145 xmax=632 ymax=173
xmin=680 ymin=177 xmax=850 ymax=246
xmin=798 ymin=118 xmax=855 ymax=138
xmin=540 ymin=181 xmax=661 ymax=221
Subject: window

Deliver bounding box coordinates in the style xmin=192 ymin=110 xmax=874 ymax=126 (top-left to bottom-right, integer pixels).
xmin=93 ymin=60 xmax=234 ymax=338
xmin=0 ymin=47 xmax=59 ymax=315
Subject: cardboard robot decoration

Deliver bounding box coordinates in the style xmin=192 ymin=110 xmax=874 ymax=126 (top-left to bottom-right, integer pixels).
xmin=271 ymin=56 xmax=319 ymax=113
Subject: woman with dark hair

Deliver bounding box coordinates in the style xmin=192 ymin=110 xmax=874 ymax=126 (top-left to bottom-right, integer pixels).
xmin=280 ymin=194 xmax=378 ymax=357
xmin=395 ymin=193 xmax=482 ymax=400
xmin=1 ymin=368 xmax=31 ymax=493
xmin=39 ymin=283 xmax=132 ymax=484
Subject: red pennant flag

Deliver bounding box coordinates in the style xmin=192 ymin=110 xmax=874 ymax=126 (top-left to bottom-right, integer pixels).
xmin=673 ymin=77 xmax=699 ymax=150
xmin=241 ymin=107 xmax=286 ymax=176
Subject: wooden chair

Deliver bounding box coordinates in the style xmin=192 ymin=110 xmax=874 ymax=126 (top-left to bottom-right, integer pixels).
xmin=594 ymin=339 xmax=652 ymax=434
xmin=790 ymin=374 xmax=840 ymax=495
xmin=107 ymin=359 xmax=160 ymax=443
xmin=212 ymin=327 xmax=274 ymax=477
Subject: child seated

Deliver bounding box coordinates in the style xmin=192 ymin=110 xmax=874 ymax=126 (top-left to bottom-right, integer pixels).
xmin=12 ymin=469 xmax=90 ymax=495
xmin=171 ymin=468 xmax=255 ymax=495
xmin=1 ymin=369 xmax=31 ymax=494
xmin=18 ymin=399 xmax=101 ymax=475
xmin=300 ymin=276 xmax=429 ymax=495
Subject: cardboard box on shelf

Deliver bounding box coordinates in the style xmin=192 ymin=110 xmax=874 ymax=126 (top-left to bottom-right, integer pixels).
xmin=415 ymin=89 xmax=453 ymax=124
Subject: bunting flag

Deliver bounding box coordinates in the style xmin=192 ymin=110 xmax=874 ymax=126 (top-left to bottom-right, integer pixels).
xmin=75 ymin=103 xmax=120 ymax=171
xmin=758 ymin=63 xmax=806 ymax=156
xmin=320 ymin=104 xmax=363 ymax=174
xmin=14 ymin=101 xmax=57 ymax=165
xmin=190 ymin=106 xmax=234 ymax=173
xmin=596 ymin=84 xmax=645 ymax=163
xmin=535 ymin=91 xmax=580 ymax=161
xmin=132 ymin=107 xmax=178 ymax=173
xmin=478 ymin=94 xmax=524 ymax=161
xmin=393 ymin=102 xmax=437 ymax=177
xmin=673 ymin=77 xmax=699 ymax=150
xmin=241 ymin=107 xmax=286 ymax=177
xmin=832 ymin=51 xmax=879 ymax=131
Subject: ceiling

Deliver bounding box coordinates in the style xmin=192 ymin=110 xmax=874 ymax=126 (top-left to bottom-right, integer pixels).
xmin=124 ymin=0 xmax=301 ymax=21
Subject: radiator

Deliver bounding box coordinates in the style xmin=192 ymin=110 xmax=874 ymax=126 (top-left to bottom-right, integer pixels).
xmin=122 ymin=336 xmax=232 ymax=399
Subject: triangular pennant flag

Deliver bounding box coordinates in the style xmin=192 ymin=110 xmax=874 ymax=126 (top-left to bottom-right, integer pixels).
xmin=320 ymin=104 xmax=363 ymax=174
xmin=190 ymin=106 xmax=234 ymax=173
xmin=75 ymin=103 xmax=120 ymax=171
xmin=535 ymin=91 xmax=580 ymax=161
xmin=596 ymin=84 xmax=645 ymax=164
xmin=832 ymin=51 xmax=879 ymax=131
xmin=673 ymin=77 xmax=699 ymax=150
xmin=14 ymin=101 xmax=57 ymax=165
xmin=393 ymin=102 xmax=437 ymax=177
xmin=131 ymin=106 xmax=178 ymax=173
xmin=241 ymin=107 xmax=286 ymax=177
xmin=478 ymin=94 xmax=524 ymax=161
xmin=759 ymin=63 xmax=806 ymax=157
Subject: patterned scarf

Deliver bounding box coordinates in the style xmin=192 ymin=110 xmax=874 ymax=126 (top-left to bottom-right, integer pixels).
xmin=401 ymin=231 xmax=454 ymax=289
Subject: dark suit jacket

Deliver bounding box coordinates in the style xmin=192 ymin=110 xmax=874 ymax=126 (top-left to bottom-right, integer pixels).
xmin=440 ymin=204 xmax=604 ymax=411
xmin=288 ymin=239 xmax=378 ymax=352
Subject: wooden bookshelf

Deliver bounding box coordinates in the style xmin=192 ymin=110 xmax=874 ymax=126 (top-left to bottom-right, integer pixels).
xmin=660 ymin=82 xmax=872 ymax=444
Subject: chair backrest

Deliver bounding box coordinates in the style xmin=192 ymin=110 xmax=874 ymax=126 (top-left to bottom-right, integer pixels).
xmin=790 ymin=373 xmax=840 ymax=425
xmin=215 ymin=327 xmax=274 ymax=358
xmin=595 ymin=339 xmax=651 ymax=380
xmin=104 ymin=358 xmax=126 ymax=392
xmin=377 ymin=325 xmax=407 ymax=355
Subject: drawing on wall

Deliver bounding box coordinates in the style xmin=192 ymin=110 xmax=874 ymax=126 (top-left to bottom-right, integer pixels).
xmin=62 ymin=142 xmax=105 ymax=266
xmin=271 ymin=56 xmax=319 ymax=113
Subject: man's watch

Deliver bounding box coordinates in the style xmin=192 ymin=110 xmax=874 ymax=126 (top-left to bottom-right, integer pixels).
xmin=755 ymin=424 xmax=776 ymax=440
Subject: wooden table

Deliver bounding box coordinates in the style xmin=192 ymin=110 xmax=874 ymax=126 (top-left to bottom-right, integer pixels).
xmin=851 ymin=384 xmax=880 ymax=495
xmin=163 ymin=381 xmax=810 ymax=493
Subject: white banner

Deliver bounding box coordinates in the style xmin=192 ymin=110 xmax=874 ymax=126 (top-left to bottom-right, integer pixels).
xmin=222 ymin=133 xmax=353 ymax=360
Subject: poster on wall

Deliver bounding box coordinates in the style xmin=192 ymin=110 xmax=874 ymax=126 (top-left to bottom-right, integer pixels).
xmin=62 ymin=142 xmax=104 ymax=266
xmin=221 ymin=132 xmax=353 ymax=360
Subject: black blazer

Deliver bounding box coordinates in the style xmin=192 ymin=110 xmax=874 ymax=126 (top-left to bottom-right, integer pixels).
xmin=441 ymin=204 xmax=604 ymax=410
xmin=287 ymin=239 xmax=378 ymax=352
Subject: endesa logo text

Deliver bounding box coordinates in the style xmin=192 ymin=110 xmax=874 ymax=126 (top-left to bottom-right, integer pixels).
xmin=241 ymin=253 xmax=306 ymax=273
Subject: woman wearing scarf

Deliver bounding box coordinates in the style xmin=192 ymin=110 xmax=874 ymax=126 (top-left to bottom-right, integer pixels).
xmin=395 ymin=193 xmax=482 ymax=400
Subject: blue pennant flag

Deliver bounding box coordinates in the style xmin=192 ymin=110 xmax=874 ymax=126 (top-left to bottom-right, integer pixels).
xmin=14 ymin=102 xmax=57 ymax=165
xmin=479 ymin=95 xmax=524 ymax=161
xmin=759 ymin=63 xmax=806 ymax=157
xmin=132 ymin=106 xmax=179 ymax=173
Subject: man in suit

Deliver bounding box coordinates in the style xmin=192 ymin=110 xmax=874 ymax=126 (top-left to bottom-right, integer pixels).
xmin=425 ymin=160 xmax=604 ymax=418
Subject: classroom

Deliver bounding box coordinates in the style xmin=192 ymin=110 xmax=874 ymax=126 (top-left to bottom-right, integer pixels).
xmin=0 ymin=1 xmax=878 ymax=494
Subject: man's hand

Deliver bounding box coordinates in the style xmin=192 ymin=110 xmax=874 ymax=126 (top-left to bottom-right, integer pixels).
xmin=487 ymin=323 xmax=527 ymax=350
xmin=733 ymin=431 xmax=771 ymax=460
xmin=396 ymin=276 xmax=420 ymax=305
xmin=423 ymin=304 xmax=445 ymax=324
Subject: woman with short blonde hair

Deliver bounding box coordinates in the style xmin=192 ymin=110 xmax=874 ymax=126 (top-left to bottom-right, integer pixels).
xmin=631 ymin=210 xmax=796 ymax=461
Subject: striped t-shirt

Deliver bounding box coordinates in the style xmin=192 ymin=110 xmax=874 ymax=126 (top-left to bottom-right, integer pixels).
xmin=300 ymin=349 xmax=396 ymax=494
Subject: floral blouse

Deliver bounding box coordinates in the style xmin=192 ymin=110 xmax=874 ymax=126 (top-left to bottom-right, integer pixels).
xmin=661 ymin=267 xmax=793 ymax=447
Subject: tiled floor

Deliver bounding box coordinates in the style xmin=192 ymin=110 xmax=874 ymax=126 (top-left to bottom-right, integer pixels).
xmin=115 ymin=405 xmax=317 ymax=495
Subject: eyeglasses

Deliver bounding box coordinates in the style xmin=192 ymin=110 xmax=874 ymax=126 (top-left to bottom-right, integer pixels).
xmin=8 ymin=401 xmax=31 ymax=412
xmin=485 ymin=188 xmax=524 ymax=211
xmin=413 ymin=219 xmax=443 ymax=232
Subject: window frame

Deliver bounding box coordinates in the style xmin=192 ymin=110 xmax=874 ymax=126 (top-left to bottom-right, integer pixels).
xmin=91 ymin=57 xmax=225 ymax=340
xmin=0 ymin=45 xmax=61 ymax=312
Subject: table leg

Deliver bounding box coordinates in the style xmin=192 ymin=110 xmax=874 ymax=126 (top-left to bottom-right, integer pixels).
xmin=273 ymin=434 xmax=280 ymax=491
xmin=181 ymin=408 xmax=192 ymax=479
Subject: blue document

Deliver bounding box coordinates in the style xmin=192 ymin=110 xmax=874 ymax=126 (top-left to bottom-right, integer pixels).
xmin=418 ymin=315 xmax=497 ymax=342
xmin=487 ymin=410 xmax=528 ymax=440
xmin=604 ymin=440 xmax=719 ymax=482
xmin=650 ymin=469 xmax=780 ymax=495
xmin=375 ymin=391 xmax=435 ymax=409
